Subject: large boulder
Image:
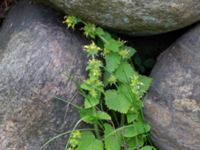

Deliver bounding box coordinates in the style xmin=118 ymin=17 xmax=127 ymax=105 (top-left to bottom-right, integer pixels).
xmin=39 ymin=0 xmax=200 ymax=35
xmin=0 ymin=1 xmax=87 ymax=150
xmin=144 ymin=23 xmax=200 ymax=149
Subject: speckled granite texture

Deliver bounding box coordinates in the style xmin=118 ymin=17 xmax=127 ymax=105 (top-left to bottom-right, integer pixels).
xmin=144 ymin=23 xmax=200 ymax=150
xmin=0 ymin=1 xmax=87 ymax=149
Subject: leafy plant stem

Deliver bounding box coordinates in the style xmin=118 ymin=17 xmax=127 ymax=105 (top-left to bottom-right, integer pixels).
xmin=62 ymin=15 xmax=156 ymax=150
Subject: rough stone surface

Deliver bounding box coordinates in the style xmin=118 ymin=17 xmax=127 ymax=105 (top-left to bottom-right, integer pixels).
xmin=40 ymin=0 xmax=200 ymax=35
xmin=144 ymin=23 xmax=200 ymax=150
xmin=0 ymin=1 xmax=87 ymax=150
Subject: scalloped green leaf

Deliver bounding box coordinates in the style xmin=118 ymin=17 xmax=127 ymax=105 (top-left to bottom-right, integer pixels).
xmin=96 ymin=111 xmax=111 ymax=120
xmin=104 ymin=39 xmax=123 ymax=52
xmin=105 ymin=53 xmax=121 ymax=73
xmin=127 ymin=111 xmax=138 ymax=123
xmin=80 ymin=109 xmax=111 ymax=124
xmin=124 ymin=46 xmax=136 ymax=59
xmin=84 ymin=96 xmax=99 ymax=108
xmin=77 ymin=131 xmax=103 ymax=150
xmin=104 ymin=90 xmax=131 ymax=114
xmin=125 ymin=136 xmax=145 ymax=150
xmin=104 ymin=124 xmax=122 ymax=150
xmin=124 ymin=122 xmax=151 ymax=138
xmin=115 ymin=61 xmax=135 ymax=83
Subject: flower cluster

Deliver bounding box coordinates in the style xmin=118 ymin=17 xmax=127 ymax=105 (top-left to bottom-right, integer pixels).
xmin=81 ymin=42 xmax=104 ymax=108
xmin=67 ymin=130 xmax=81 ymax=150
xmin=63 ymin=16 xmax=80 ymax=29
xmin=130 ymin=74 xmax=143 ymax=95
xmin=84 ymin=42 xmax=101 ymax=57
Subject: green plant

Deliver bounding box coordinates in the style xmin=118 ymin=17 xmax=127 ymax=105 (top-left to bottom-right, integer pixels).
xmin=51 ymin=16 xmax=156 ymax=150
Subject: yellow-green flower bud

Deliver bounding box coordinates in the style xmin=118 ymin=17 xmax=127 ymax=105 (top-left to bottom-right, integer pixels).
xmin=63 ymin=16 xmax=79 ymax=29
xmin=84 ymin=42 xmax=101 ymax=56
xmin=108 ymin=75 xmax=117 ymax=85
xmin=119 ymin=49 xmax=129 ymax=59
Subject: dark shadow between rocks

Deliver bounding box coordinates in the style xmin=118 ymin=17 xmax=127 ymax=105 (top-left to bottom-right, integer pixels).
xmin=117 ymin=22 xmax=199 ymax=75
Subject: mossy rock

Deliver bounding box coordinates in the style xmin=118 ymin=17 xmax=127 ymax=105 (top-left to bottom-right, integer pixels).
xmin=40 ymin=0 xmax=200 ymax=35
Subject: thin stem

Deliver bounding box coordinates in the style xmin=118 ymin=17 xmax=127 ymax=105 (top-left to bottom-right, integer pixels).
xmin=122 ymin=136 xmax=128 ymax=150
xmin=112 ymin=111 xmax=120 ymax=126
xmin=54 ymin=97 xmax=81 ymax=110
xmin=98 ymin=35 xmax=108 ymax=43
xmin=104 ymin=124 xmax=133 ymax=140
xmin=94 ymin=123 xmax=101 ymax=139
xmin=120 ymin=114 xmax=125 ymax=127
xmin=93 ymin=107 xmax=101 ymax=139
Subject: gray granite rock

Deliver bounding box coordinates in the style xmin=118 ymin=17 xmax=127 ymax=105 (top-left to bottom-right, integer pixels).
xmin=39 ymin=0 xmax=200 ymax=35
xmin=144 ymin=23 xmax=200 ymax=150
xmin=0 ymin=1 xmax=87 ymax=150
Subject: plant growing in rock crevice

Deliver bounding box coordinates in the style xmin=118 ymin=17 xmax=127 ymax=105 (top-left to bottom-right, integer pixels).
xmin=42 ymin=16 xmax=156 ymax=150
